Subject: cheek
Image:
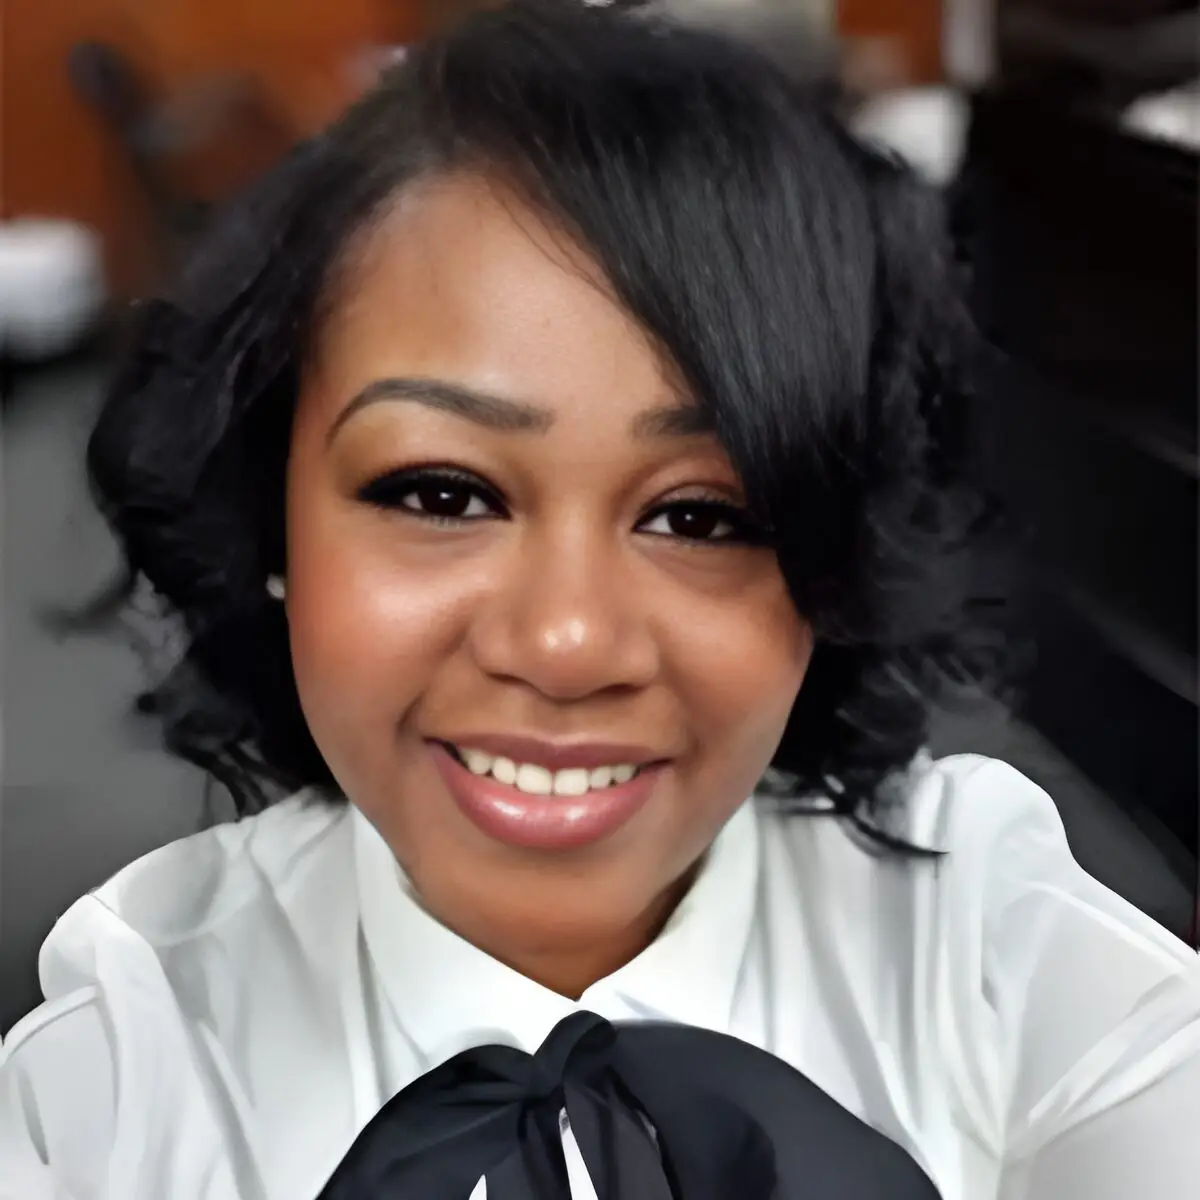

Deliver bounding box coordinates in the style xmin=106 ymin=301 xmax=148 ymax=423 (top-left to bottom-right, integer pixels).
xmin=289 ymin=554 xmax=458 ymax=672
xmin=283 ymin=502 xmax=478 ymax=757
xmin=670 ymin=579 xmax=812 ymax=764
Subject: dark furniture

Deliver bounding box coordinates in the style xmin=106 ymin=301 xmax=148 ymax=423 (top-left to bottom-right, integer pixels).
xmin=956 ymin=86 xmax=1198 ymax=926
xmin=66 ymin=41 xmax=291 ymax=281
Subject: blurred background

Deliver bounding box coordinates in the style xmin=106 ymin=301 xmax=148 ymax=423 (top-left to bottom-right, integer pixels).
xmin=1 ymin=0 xmax=1197 ymax=1032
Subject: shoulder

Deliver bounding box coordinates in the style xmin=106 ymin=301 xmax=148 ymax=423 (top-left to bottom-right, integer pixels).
xmin=10 ymin=789 xmax=352 ymax=1034
xmin=91 ymin=789 xmax=349 ymax=941
xmin=852 ymin=751 xmax=1079 ymax=902
xmin=893 ymin=751 xmax=1071 ymax=898
xmin=758 ymin=750 xmax=1193 ymax=999
xmin=875 ymin=750 xmax=1064 ymax=854
xmin=0 ymin=792 xmax=355 ymax=1185
xmin=893 ymin=754 xmax=1193 ymax=963
xmin=752 ymin=752 xmax=1071 ymax=973
xmin=792 ymin=751 xmax=1188 ymax=951
xmin=757 ymin=755 xmax=1198 ymax=1155
xmin=59 ymin=789 xmax=348 ymax=966
xmin=759 ymin=752 xmax=1069 ymax=888
xmin=0 ymin=989 xmax=117 ymax=1192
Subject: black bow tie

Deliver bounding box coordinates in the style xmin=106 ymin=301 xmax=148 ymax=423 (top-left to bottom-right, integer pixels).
xmin=315 ymin=1011 xmax=941 ymax=1199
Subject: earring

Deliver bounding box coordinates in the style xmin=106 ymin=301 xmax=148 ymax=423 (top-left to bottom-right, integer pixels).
xmin=266 ymin=575 xmax=287 ymax=601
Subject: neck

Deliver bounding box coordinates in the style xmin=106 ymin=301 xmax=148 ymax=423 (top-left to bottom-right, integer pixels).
xmin=481 ymin=868 xmax=697 ymax=1001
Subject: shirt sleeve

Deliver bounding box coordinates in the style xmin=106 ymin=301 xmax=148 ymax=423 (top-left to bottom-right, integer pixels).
xmin=970 ymin=762 xmax=1200 ymax=1198
xmin=0 ymin=899 xmax=274 ymax=1200
xmin=0 ymin=990 xmax=116 ymax=1200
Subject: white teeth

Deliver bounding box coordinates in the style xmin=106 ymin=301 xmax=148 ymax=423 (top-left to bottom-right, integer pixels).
xmin=515 ymin=763 xmax=554 ymax=795
xmin=553 ymin=768 xmax=591 ymax=797
xmin=588 ymin=766 xmax=613 ymax=789
xmin=463 ymin=749 xmax=492 ymax=776
xmin=449 ymin=745 xmax=643 ymax=796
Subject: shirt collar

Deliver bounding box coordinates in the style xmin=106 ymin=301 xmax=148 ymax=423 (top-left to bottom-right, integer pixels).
xmin=353 ymin=801 xmax=760 ymax=1067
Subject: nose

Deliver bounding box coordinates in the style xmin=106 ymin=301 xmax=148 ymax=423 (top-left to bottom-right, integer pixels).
xmin=468 ymin=528 xmax=659 ymax=702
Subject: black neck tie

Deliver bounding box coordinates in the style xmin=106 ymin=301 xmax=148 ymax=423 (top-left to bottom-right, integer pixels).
xmin=315 ymin=1011 xmax=941 ymax=1200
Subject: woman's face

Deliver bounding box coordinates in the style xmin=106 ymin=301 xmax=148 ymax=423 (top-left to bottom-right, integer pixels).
xmin=287 ymin=174 xmax=812 ymax=988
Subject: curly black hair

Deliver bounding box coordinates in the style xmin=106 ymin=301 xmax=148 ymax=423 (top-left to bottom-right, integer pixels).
xmin=84 ymin=0 xmax=1004 ymax=848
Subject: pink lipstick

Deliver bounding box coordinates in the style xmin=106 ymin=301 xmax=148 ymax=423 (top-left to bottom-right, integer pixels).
xmin=428 ymin=739 xmax=664 ymax=851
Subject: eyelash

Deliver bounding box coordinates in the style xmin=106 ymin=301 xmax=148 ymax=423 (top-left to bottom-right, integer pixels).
xmin=356 ymin=467 xmax=766 ymax=545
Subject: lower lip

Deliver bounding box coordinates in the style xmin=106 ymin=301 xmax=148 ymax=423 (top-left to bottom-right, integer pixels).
xmin=429 ymin=742 xmax=662 ymax=851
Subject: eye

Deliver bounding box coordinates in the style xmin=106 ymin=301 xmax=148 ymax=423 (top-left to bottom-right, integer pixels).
xmin=638 ymin=500 xmax=758 ymax=544
xmin=404 ymin=483 xmax=492 ymax=520
xmin=357 ymin=468 xmax=505 ymax=524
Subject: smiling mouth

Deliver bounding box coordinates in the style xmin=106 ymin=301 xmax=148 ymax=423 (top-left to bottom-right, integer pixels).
xmin=436 ymin=741 xmax=648 ymax=797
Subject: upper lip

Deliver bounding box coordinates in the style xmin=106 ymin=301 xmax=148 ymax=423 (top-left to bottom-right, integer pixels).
xmin=433 ymin=734 xmax=668 ymax=771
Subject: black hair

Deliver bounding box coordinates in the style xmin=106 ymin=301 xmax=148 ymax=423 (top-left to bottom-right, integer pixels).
xmin=85 ymin=0 xmax=1004 ymax=848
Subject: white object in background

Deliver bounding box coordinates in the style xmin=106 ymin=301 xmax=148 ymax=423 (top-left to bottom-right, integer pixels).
xmin=1122 ymin=80 xmax=1200 ymax=152
xmin=852 ymin=86 xmax=971 ymax=187
xmin=0 ymin=219 xmax=106 ymax=361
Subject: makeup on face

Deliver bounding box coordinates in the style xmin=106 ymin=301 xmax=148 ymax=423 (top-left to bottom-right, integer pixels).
xmin=285 ymin=174 xmax=812 ymax=985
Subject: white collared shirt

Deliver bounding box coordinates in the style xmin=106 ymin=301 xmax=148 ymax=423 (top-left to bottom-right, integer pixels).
xmin=2 ymin=754 xmax=1198 ymax=1199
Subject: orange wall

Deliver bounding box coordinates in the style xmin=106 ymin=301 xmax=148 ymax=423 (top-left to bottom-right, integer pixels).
xmin=1 ymin=0 xmax=426 ymax=294
xmin=838 ymin=0 xmax=944 ymax=84
xmin=3 ymin=1 xmax=946 ymax=296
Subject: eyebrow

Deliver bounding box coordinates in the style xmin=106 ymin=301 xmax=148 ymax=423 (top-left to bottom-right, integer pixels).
xmin=629 ymin=401 xmax=714 ymax=439
xmin=328 ymin=378 xmax=551 ymax=442
xmin=327 ymin=376 xmax=715 ymax=443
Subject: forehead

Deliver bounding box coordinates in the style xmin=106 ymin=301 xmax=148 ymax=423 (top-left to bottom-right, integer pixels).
xmin=307 ymin=173 xmax=682 ymax=421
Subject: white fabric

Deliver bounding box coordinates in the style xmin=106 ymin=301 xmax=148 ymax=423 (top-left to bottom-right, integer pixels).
xmin=1 ymin=754 xmax=1197 ymax=1199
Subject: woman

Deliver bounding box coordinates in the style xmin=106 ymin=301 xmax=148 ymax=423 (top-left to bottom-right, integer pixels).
xmin=2 ymin=3 xmax=1196 ymax=1198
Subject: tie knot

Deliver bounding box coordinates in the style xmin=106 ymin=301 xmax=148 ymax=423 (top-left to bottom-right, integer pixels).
xmin=525 ymin=1011 xmax=616 ymax=1104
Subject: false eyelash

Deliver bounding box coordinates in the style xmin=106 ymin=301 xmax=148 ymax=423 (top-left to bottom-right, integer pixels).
xmin=357 ymin=467 xmax=771 ymax=546
xmin=356 ymin=466 xmax=506 ymax=514
xmin=638 ymin=498 xmax=773 ymax=546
